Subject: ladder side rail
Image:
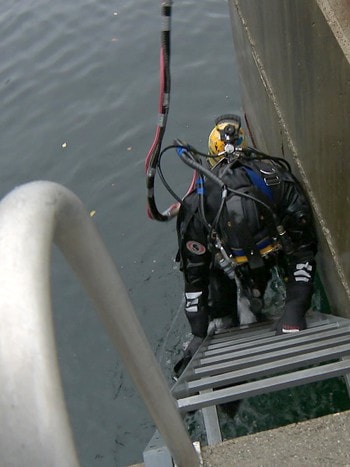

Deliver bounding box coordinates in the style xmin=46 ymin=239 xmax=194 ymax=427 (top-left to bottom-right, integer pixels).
xmin=0 ymin=182 xmax=199 ymax=467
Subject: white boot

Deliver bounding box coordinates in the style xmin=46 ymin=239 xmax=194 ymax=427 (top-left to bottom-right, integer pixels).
xmin=236 ymin=277 xmax=257 ymax=325
xmin=207 ymin=315 xmax=235 ymax=335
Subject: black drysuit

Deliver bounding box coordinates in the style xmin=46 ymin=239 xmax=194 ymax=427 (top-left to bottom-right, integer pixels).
xmin=176 ymin=156 xmax=318 ymax=340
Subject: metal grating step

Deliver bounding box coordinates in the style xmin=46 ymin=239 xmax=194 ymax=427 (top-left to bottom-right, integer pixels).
xmin=193 ymin=333 xmax=350 ymax=378
xmin=172 ymin=312 xmax=350 ymax=445
xmin=177 ymin=359 xmax=350 ymax=412
xmin=205 ymin=323 xmax=344 ymax=356
xmin=175 ymin=342 xmax=350 ymax=397
xmin=201 ymin=327 xmax=350 ymax=365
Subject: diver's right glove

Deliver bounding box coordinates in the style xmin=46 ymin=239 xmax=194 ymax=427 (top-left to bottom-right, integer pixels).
xmin=173 ymin=336 xmax=204 ymax=378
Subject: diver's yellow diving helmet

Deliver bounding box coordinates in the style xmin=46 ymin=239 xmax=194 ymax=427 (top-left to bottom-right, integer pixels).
xmin=207 ymin=114 xmax=246 ymax=167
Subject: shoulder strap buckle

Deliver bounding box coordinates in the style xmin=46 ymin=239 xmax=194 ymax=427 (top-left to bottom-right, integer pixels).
xmin=263 ymin=173 xmax=280 ymax=186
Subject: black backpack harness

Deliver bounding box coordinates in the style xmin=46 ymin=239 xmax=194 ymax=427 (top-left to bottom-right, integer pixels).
xmin=177 ymin=157 xmax=295 ymax=273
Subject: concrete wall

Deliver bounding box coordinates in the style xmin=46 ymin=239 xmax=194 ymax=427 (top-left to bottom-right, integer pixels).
xmin=228 ymin=0 xmax=350 ymax=318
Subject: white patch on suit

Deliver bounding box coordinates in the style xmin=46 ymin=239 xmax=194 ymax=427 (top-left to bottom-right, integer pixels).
xmin=294 ymin=262 xmax=312 ymax=282
xmin=185 ymin=291 xmax=202 ymax=313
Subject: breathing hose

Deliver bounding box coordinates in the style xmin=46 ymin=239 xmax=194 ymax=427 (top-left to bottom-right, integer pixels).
xmin=145 ymin=1 xmax=197 ymax=221
xmin=144 ymin=1 xmax=172 ymax=221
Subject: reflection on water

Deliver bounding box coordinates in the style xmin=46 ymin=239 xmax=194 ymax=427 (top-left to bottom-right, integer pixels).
xmin=0 ymin=0 xmax=349 ymax=465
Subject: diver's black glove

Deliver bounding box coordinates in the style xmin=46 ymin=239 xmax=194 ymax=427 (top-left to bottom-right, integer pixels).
xmin=173 ymin=336 xmax=204 ymax=378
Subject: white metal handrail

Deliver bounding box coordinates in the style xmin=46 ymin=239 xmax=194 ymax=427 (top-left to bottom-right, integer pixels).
xmin=0 ymin=181 xmax=199 ymax=467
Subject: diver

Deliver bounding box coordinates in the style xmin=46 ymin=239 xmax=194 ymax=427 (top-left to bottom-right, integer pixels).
xmin=174 ymin=114 xmax=318 ymax=377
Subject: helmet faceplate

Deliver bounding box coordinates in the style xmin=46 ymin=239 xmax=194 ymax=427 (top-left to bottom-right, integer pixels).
xmin=207 ymin=114 xmax=246 ymax=167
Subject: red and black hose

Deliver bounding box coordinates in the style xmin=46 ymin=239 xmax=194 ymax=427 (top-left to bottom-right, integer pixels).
xmin=145 ymin=1 xmax=196 ymax=221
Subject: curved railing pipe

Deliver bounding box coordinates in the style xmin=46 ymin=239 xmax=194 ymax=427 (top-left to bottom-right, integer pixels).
xmin=0 ymin=181 xmax=199 ymax=467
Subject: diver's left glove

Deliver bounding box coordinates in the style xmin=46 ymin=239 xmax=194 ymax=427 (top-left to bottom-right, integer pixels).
xmin=173 ymin=336 xmax=204 ymax=378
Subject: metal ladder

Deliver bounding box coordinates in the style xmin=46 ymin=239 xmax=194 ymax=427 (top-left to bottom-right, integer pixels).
xmin=171 ymin=311 xmax=350 ymax=445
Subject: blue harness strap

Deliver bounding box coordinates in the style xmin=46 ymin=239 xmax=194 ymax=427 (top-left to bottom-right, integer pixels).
xmin=243 ymin=167 xmax=273 ymax=201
